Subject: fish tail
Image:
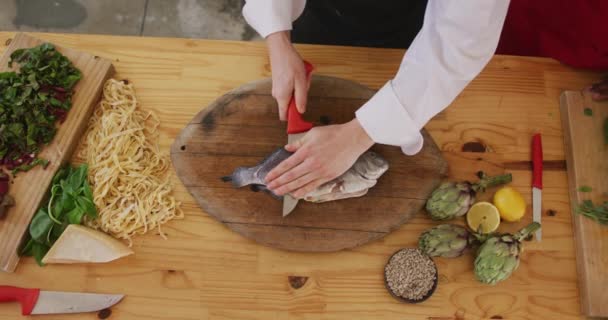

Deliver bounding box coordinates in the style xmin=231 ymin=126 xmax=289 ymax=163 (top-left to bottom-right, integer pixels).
xmin=228 ymin=167 xmax=255 ymax=188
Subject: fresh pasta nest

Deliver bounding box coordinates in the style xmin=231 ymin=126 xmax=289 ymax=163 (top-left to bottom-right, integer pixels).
xmin=78 ymin=79 xmax=183 ymax=243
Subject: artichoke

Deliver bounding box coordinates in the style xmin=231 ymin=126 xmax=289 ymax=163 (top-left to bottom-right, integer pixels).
xmin=426 ymin=171 xmax=512 ymax=220
xmin=474 ymin=222 xmax=541 ymax=285
xmin=418 ymin=224 xmax=472 ymax=258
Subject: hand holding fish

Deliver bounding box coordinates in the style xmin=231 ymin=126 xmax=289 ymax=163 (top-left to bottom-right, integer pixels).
xmin=266 ymin=119 xmax=374 ymax=198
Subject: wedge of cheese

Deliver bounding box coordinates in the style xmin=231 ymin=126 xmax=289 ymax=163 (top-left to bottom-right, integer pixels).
xmin=42 ymin=224 xmax=133 ymax=264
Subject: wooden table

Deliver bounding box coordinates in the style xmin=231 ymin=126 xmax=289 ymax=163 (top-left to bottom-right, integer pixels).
xmin=0 ymin=32 xmax=601 ymax=320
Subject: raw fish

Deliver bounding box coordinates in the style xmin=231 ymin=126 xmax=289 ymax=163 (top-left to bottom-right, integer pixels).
xmin=304 ymin=151 xmax=389 ymax=203
xmin=223 ymin=149 xmax=389 ymax=203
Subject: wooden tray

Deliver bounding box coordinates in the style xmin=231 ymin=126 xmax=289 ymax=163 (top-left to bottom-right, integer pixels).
xmin=560 ymin=91 xmax=608 ymax=317
xmin=171 ymin=75 xmax=447 ymax=252
xmin=0 ymin=33 xmax=114 ymax=272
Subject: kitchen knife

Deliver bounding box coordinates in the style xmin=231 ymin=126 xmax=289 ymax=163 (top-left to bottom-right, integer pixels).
xmin=532 ymin=133 xmax=543 ymax=241
xmin=283 ymin=61 xmax=314 ymax=217
xmin=0 ymin=286 xmax=123 ymax=315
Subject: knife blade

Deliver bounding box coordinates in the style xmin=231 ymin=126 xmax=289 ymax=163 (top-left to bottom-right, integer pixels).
xmin=0 ymin=286 xmax=123 ymax=316
xmin=532 ymin=133 xmax=543 ymax=241
xmin=283 ymin=61 xmax=314 ymax=217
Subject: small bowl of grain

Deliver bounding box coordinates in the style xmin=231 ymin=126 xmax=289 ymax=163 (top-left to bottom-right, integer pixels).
xmin=384 ymin=248 xmax=438 ymax=303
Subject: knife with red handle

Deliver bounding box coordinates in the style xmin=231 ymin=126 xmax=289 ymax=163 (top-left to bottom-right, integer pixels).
xmin=286 ymin=61 xmax=314 ymax=135
xmin=283 ymin=60 xmax=314 ymax=217
xmin=0 ymin=286 xmax=123 ymax=315
xmin=532 ymin=133 xmax=543 ymax=241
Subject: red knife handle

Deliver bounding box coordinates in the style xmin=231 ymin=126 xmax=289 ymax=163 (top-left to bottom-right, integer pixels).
xmin=0 ymin=286 xmax=40 ymax=315
xmin=532 ymin=133 xmax=543 ymax=189
xmin=287 ymin=61 xmax=314 ymax=134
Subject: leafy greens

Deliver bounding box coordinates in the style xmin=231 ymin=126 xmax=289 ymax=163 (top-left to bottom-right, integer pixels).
xmin=19 ymin=164 xmax=97 ymax=265
xmin=577 ymin=200 xmax=608 ymax=226
xmin=0 ymin=43 xmax=81 ymax=173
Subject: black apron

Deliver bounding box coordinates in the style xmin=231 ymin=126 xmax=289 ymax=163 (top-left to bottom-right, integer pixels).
xmin=291 ymin=0 xmax=428 ymax=49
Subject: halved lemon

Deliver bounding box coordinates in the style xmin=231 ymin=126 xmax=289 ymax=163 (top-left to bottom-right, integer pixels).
xmin=493 ymin=186 xmax=527 ymax=222
xmin=466 ymin=202 xmax=500 ymax=234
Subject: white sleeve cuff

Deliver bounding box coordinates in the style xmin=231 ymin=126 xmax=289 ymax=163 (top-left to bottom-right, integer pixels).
xmin=355 ymin=81 xmax=424 ymax=155
xmin=242 ymin=0 xmax=306 ymax=38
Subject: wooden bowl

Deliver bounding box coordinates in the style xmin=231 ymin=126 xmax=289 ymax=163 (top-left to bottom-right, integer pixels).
xmin=383 ymin=248 xmax=438 ymax=303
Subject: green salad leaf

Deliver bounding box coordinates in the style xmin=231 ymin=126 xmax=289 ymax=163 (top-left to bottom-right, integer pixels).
xmin=578 ymin=186 xmax=593 ymax=193
xmin=19 ymin=164 xmax=96 ymax=265
xmin=577 ymin=200 xmax=608 ymax=226
xmin=1 ymin=43 xmax=81 ymax=173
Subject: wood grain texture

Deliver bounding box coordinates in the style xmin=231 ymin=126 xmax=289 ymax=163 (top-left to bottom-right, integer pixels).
xmin=0 ymin=33 xmax=114 ymax=272
xmin=171 ymin=75 xmax=447 ymax=252
xmin=559 ymin=91 xmax=608 ymax=317
xmin=0 ymin=32 xmax=602 ymax=320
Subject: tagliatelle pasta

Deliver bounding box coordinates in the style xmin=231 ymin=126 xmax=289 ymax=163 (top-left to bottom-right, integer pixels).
xmin=78 ymin=79 xmax=182 ymax=244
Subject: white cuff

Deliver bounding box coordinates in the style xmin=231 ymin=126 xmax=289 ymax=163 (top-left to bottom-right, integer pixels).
xmin=242 ymin=0 xmax=306 ymax=38
xmin=356 ymin=81 xmax=424 ymax=155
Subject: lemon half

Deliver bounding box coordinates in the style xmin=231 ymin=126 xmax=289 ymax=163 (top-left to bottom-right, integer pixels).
xmin=466 ymin=202 xmax=500 ymax=234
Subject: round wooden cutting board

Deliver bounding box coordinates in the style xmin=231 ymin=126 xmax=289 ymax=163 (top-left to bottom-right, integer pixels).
xmin=171 ymin=75 xmax=447 ymax=252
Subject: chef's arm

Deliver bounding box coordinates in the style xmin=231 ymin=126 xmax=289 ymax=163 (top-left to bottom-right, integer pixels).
xmin=243 ymin=0 xmax=309 ymax=119
xmin=356 ymin=0 xmax=510 ymax=155
xmin=242 ymin=0 xmax=306 ymax=38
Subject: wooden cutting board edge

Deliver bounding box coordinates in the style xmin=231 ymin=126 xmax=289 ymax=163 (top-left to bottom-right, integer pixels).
xmin=559 ymin=90 xmax=608 ymax=317
xmin=0 ymin=33 xmax=114 ymax=272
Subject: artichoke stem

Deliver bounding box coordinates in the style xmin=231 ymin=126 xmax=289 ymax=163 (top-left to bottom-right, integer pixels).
xmin=474 ymin=173 xmax=513 ymax=192
xmin=514 ymin=222 xmax=541 ymax=241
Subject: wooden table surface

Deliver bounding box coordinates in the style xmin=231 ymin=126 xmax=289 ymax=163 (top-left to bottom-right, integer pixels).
xmin=0 ymin=32 xmax=602 ymax=320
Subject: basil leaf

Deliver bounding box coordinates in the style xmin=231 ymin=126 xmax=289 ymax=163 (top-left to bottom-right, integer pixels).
xmin=76 ymin=196 xmax=97 ymax=218
xmin=83 ymin=181 xmax=94 ymax=200
xmin=31 ymin=241 xmax=49 ymax=267
xmin=29 ymin=208 xmax=54 ymax=243
xmin=61 ymin=193 xmax=76 ymax=212
xmin=60 ymin=179 xmax=74 ymax=196
xmin=52 ymin=166 xmax=68 ymax=185
xmin=19 ymin=237 xmax=34 ymax=257
xmin=69 ymin=164 xmax=87 ymax=189
xmin=66 ymin=206 xmax=85 ymax=225
xmin=51 ymin=222 xmax=67 ymax=238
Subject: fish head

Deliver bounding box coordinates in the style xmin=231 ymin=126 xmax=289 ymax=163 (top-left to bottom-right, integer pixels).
xmin=352 ymin=151 xmax=389 ymax=179
xmin=366 ymin=152 xmax=389 ymax=169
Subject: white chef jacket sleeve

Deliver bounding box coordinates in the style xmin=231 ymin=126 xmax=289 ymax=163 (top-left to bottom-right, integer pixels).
xmin=242 ymin=0 xmax=307 ymax=38
xmin=356 ymin=0 xmax=510 ymax=155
